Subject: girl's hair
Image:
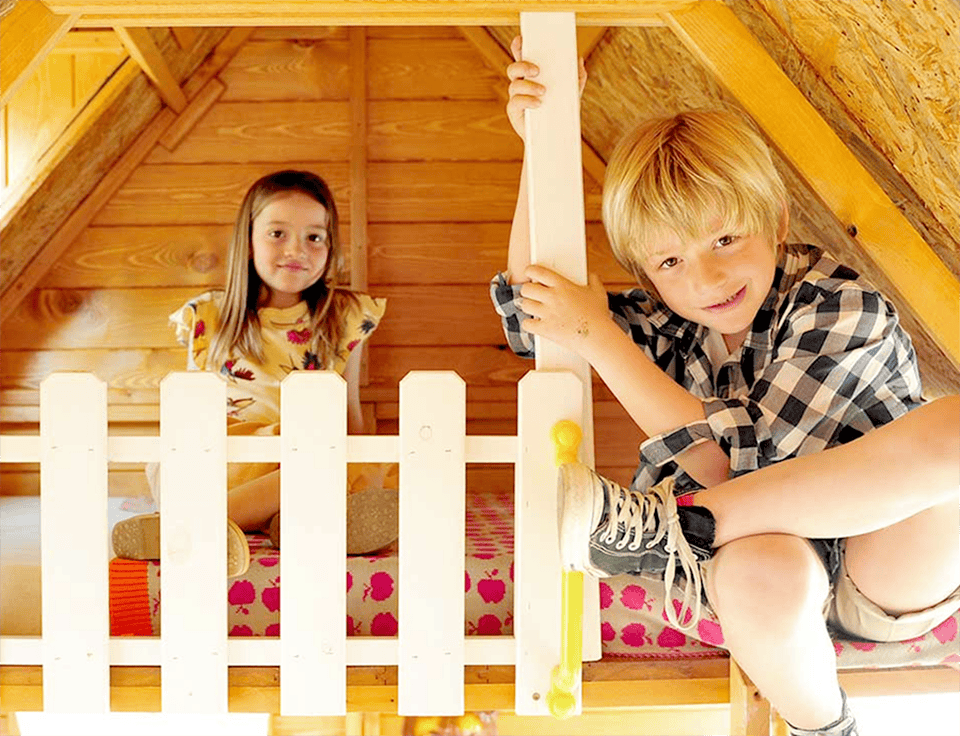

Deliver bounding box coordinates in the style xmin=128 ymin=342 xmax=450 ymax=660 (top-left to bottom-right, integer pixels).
xmin=210 ymin=169 xmax=359 ymax=368
xmin=601 ymin=109 xmax=788 ymax=296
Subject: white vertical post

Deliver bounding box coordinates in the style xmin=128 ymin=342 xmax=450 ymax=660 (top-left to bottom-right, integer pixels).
xmin=280 ymin=372 xmax=347 ymax=715
xmin=515 ymin=371 xmax=585 ymax=716
xmin=398 ymin=372 xmax=466 ymax=715
xmin=160 ymin=372 xmax=228 ymax=713
xmin=519 ymin=8 xmax=602 ymax=671
xmin=40 ymin=373 xmax=110 ymax=712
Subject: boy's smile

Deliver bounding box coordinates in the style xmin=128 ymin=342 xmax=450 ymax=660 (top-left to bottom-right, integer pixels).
xmin=643 ymin=224 xmax=781 ymax=351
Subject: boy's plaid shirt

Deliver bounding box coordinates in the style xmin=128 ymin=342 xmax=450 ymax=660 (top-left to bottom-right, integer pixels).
xmin=491 ymin=243 xmax=923 ymax=494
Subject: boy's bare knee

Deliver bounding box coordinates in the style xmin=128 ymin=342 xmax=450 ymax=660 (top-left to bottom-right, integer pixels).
xmin=708 ymin=535 xmax=829 ymax=629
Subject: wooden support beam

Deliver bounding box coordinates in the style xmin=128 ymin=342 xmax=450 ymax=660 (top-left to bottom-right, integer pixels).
xmin=114 ymin=26 xmax=188 ymax=112
xmin=0 ymin=29 xmax=251 ymax=323
xmin=45 ymin=0 xmax=690 ymax=26
xmin=157 ymin=77 xmax=225 ymax=152
xmin=0 ymin=0 xmax=78 ymax=107
xmin=457 ymin=25 xmax=607 ymax=186
xmin=349 ymin=27 xmax=368 ymax=292
xmin=729 ymin=660 xmax=771 ymax=736
xmin=666 ymin=1 xmax=960 ymax=368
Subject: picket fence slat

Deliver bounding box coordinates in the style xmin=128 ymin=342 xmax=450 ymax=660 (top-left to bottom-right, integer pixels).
xmin=398 ymin=372 xmax=467 ymax=715
xmin=280 ymin=373 xmax=348 ymax=715
xmin=159 ymin=373 xmax=229 ymax=713
xmin=40 ymin=374 xmax=110 ymax=713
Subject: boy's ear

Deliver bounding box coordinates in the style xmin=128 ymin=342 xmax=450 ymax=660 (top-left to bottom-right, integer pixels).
xmin=776 ymin=200 xmax=790 ymax=243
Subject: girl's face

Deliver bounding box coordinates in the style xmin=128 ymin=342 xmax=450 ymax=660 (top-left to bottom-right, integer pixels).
xmin=251 ymin=191 xmax=330 ymax=309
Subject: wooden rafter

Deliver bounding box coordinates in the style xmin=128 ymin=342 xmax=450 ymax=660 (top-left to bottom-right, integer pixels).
xmin=665 ymin=1 xmax=960 ymax=367
xmin=45 ymin=0 xmax=695 ymax=27
xmin=114 ymin=27 xmax=188 ymax=112
xmin=0 ymin=0 xmax=78 ymax=107
xmin=458 ymin=25 xmax=607 ymax=186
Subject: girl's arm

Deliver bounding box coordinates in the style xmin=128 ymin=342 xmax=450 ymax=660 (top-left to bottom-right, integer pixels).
xmin=344 ymin=345 xmax=367 ymax=435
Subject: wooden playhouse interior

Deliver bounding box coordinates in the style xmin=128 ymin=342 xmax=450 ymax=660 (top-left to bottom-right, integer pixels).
xmin=1 ymin=1 xmax=958 ymax=734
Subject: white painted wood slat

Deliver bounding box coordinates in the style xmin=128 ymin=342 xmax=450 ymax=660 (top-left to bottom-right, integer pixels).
xmin=398 ymin=372 xmax=466 ymax=715
xmin=514 ymin=370 xmax=584 ymax=715
xmin=159 ymin=372 xmax=228 ymax=713
xmin=280 ymin=372 xmax=347 ymax=715
xmin=519 ymin=10 xmax=602 ymax=674
xmin=39 ymin=373 xmax=110 ymax=712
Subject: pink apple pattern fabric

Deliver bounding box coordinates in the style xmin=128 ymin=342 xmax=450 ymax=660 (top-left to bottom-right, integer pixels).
xmin=118 ymin=492 xmax=958 ymax=669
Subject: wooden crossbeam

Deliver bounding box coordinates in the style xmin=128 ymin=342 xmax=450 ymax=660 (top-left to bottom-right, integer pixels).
xmin=44 ymin=0 xmax=696 ymax=27
xmin=666 ymin=1 xmax=960 ymax=368
xmin=0 ymin=0 xmax=78 ymax=107
xmin=114 ymin=26 xmax=188 ymax=112
xmin=457 ymin=25 xmax=607 ymax=186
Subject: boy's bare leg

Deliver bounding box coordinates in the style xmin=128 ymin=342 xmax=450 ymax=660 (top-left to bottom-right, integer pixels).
xmin=707 ymin=534 xmax=843 ymax=730
xmin=845 ymin=500 xmax=960 ymax=614
xmin=693 ymin=396 xmax=959 ymax=544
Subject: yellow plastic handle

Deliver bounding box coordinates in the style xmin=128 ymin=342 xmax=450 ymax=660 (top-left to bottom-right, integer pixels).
xmin=546 ymin=420 xmax=584 ymax=720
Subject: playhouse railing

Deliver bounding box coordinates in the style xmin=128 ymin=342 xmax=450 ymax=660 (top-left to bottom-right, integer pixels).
xmin=0 ymin=370 xmax=600 ymax=722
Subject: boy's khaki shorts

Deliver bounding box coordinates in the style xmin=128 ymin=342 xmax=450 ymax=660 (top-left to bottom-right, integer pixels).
xmin=825 ymin=540 xmax=960 ymax=643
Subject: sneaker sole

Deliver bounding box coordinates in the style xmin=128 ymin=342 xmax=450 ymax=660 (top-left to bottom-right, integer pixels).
xmin=557 ymin=463 xmax=604 ymax=575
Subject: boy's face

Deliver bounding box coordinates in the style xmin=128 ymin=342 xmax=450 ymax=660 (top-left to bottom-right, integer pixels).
xmin=640 ymin=222 xmax=778 ymax=349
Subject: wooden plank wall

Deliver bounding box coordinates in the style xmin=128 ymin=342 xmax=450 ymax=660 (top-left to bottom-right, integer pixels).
xmin=0 ymin=26 xmax=643 ymax=497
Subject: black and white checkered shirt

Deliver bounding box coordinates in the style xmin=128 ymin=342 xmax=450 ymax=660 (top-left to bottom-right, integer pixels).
xmin=491 ymin=243 xmax=923 ymax=494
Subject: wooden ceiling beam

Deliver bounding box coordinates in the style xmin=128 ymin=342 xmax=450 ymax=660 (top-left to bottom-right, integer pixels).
xmin=44 ymin=0 xmax=690 ymax=27
xmin=115 ymin=26 xmax=188 ymax=112
xmin=666 ymin=1 xmax=960 ymax=367
xmin=0 ymin=0 xmax=78 ymax=107
xmin=458 ymin=25 xmax=607 ymax=186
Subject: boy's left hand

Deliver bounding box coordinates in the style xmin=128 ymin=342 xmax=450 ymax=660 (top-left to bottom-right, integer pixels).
xmin=518 ymin=265 xmax=610 ymax=354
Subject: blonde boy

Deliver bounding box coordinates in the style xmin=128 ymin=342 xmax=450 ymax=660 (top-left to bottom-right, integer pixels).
xmin=492 ymin=39 xmax=959 ymax=736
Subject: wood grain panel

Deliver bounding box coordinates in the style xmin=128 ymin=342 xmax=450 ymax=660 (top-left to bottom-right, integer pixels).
xmin=39 ymin=225 xmax=233 ymax=288
xmin=145 ymin=101 xmax=351 ymax=163
xmin=367 ymin=100 xmax=521 ymax=161
xmin=2 ymin=284 xmax=506 ymax=349
xmin=219 ymin=40 xmax=350 ymax=101
xmin=91 ymin=162 xmax=351 ymax=225
xmin=367 ymin=38 xmax=501 ymax=100
xmin=367 ymin=162 xmax=603 ymax=223
xmin=92 ymin=162 xmax=600 ymax=226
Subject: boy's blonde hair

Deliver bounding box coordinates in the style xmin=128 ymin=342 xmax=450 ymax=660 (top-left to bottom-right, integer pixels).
xmin=210 ymin=170 xmax=358 ymax=368
xmin=601 ymin=109 xmax=787 ymax=296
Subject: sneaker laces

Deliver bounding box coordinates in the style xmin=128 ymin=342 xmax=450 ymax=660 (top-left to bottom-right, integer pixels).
xmin=601 ymin=480 xmax=704 ymax=632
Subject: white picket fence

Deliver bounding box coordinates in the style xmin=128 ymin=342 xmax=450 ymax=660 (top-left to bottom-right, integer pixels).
xmin=0 ymin=370 xmax=600 ymax=721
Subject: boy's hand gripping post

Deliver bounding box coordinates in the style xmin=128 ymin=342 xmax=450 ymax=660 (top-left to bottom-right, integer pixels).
xmin=546 ymin=419 xmax=584 ymax=719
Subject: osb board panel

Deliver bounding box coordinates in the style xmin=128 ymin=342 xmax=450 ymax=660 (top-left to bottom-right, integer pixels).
xmin=748 ymin=0 xmax=960 ymax=257
xmin=91 ymin=162 xmax=603 ymax=225
xmin=142 ymin=100 xmax=520 ymax=164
